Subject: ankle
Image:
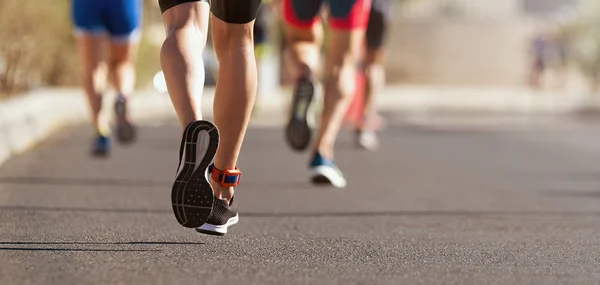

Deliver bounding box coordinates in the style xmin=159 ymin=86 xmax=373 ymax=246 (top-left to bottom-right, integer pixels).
xmin=314 ymin=147 xmax=333 ymax=160
xmin=208 ymin=163 xmax=240 ymax=203
xmin=96 ymin=127 xmax=110 ymax=137
xmin=209 ymin=178 xmax=234 ymax=201
xmin=179 ymin=117 xmax=202 ymax=132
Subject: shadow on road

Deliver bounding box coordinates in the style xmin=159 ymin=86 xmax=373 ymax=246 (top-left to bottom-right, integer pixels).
xmin=0 ymin=241 xmax=203 ymax=252
xmin=2 ymin=205 xmax=600 ymax=218
xmin=0 ymin=205 xmax=170 ymax=214
xmin=0 ymin=241 xmax=204 ymax=245
xmin=0 ymin=247 xmax=158 ymax=252
xmin=243 ymin=210 xmax=600 ymax=218
xmin=0 ymin=177 xmax=319 ymax=191
xmin=0 ymin=176 xmax=170 ymax=188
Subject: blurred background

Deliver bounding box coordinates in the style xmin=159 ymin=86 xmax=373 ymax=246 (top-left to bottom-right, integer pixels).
xmin=3 ymin=1 xmax=600 ymax=283
xmin=2 ymin=0 xmax=599 ymax=100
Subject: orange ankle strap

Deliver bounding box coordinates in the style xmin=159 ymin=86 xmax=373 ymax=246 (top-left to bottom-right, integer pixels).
xmin=209 ymin=164 xmax=241 ymax=187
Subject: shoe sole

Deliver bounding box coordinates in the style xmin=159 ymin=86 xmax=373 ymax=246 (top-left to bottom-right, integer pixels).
xmin=114 ymin=99 xmax=137 ymax=145
xmin=285 ymin=78 xmax=314 ymax=151
xmin=311 ymin=165 xmax=347 ymax=188
xmin=172 ymin=120 xmax=219 ymax=228
xmin=195 ymin=214 xmax=239 ymax=236
xmin=312 ymin=175 xmax=331 ymax=184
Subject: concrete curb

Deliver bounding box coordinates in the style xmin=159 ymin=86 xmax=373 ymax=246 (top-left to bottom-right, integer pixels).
xmin=0 ymin=87 xmax=279 ymax=167
xmin=375 ymin=86 xmax=587 ymax=114
xmin=0 ymin=89 xmax=88 ymax=167
xmin=0 ymin=85 xmax=593 ymax=167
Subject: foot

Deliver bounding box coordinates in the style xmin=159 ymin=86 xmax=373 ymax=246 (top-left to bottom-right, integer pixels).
xmin=285 ymin=76 xmax=315 ymax=151
xmin=196 ymin=195 xmax=239 ymax=236
xmin=310 ymin=152 xmax=347 ymax=188
xmin=90 ymin=135 xmax=110 ymax=157
xmin=171 ymin=120 xmax=219 ymax=228
xmin=114 ymin=95 xmax=137 ymax=145
xmin=355 ymin=129 xmax=379 ymax=151
xmin=196 ymin=164 xmax=241 ymax=236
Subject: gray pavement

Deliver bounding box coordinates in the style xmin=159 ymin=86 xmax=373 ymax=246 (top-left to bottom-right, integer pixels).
xmin=1 ymin=112 xmax=600 ymax=284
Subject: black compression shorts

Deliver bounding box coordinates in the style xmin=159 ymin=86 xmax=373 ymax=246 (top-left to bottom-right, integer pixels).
xmin=365 ymin=0 xmax=391 ymax=49
xmin=159 ymin=0 xmax=262 ymax=24
xmin=254 ymin=5 xmax=267 ymax=45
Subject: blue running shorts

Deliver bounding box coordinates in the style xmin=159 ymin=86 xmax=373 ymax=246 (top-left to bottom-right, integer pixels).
xmin=72 ymin=0 xmax=142 ymax=43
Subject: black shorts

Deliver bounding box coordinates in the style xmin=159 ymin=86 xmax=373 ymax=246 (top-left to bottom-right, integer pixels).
xmin=254 ymin=5 xmax=268 ymax=45
xmin=365 ymin=0 xmax=391 ymax=49
xmin=159 ymin=0 xmax=262 ymax=24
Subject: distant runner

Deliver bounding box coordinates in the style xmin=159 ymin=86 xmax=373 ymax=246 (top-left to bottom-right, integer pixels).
xmin=72 ymin=0 xmax=141 ymax=157
xmin=283 ymin=0 xmax=373 ymax=188
xmin=355 ymin=0 xmax=391 ymax=150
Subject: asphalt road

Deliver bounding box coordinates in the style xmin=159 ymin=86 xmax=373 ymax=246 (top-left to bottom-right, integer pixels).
xmin=1 ymin=112 xmax=600 ymax=284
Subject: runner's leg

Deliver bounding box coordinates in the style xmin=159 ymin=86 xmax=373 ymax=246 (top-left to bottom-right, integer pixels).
xmin=159 ymin=0 xmax=213 ymax=228
xmin=106 ymin=0 xmax=142 ymax=144
xmin=197 ymin=0 xmax=262 ymax=235
xmin=281 ymin=0 xmax=323 ymax=151
xmin=77 ymin=36 xmax=109 ymax=137
xmin=210 ymin=6 xmax=261 ymax=201
xmin=73 ymin=0 xmax=111 ymax=156
xmin=160 ymin=1 xmax=210 ymax=128
xmin=357 ymin=0 xmax=389 ymax=150
xmin=316 ymin=0 xmax=371 ymax=158
xmin=159 ymin=0 xmax=261 ymax=234
xmin=306 ymin=0 xmax=371 ymax=187
xmin=109 ymin=42 xmax=138 ymax=101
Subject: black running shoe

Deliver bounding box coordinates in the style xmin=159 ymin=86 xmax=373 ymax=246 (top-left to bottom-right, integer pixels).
xmin=114 ymin=95 xmax=136 ymax=144
xmin=285 ymin=76 xmax=315 ymax=151
xmin=196 ymin=196 xmax=239 ymax=236
xmin=171 ymin=120 xmax=219 ymax=228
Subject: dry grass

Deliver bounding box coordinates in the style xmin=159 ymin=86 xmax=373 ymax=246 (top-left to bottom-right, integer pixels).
xmin=0 ymin=0 xmax=161 ymax=99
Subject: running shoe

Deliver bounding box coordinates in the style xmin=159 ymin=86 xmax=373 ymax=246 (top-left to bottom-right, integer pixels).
xmin=171 ymin=120 xmax=219 ymax=228
xmin=196 ymin=163 xmax=241 ymax=236
xmin=285 ymin=76 xmax=315 ymax=151
xmin=114 ymin=95 xmax=137 ymax=144
xmin=310 ymin=152 xmax=347 ymax=188
xmin=196 ymin=195 xmax=239 ymax=236
xmin=355 ymin=129 xmax=379 ymax=151
xmin=90 ymin=135 xmax=110 ymax=157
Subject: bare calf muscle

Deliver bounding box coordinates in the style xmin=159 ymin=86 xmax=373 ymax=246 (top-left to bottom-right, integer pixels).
xmin=159 ymin=0 xmax=261 ymax=235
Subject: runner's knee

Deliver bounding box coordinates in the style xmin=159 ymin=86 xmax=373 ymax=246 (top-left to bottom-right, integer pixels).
xmin=84 ymin=63 xmax=108 ymax=91
xmin=324 ymin=63 xmax=356 ymax=100
xmin=285 ymin=25 xmax=319 ymax=43
xmin=159 ymin=1 xmax=209 ymax=40
xmin=109 ymin=44 xmax=134 ymax=66
xmin=365 ymin=63 xmax=385 ymax=89
xmin=211 ymin=20 xmax=254 ymax=53
xmin=211 ymin=0 xmax=262 ymax=24
xmin=108 ymin=58 xmax=132 ymax=75
xmin=159 ymin=0 xmax=261 ymax=24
